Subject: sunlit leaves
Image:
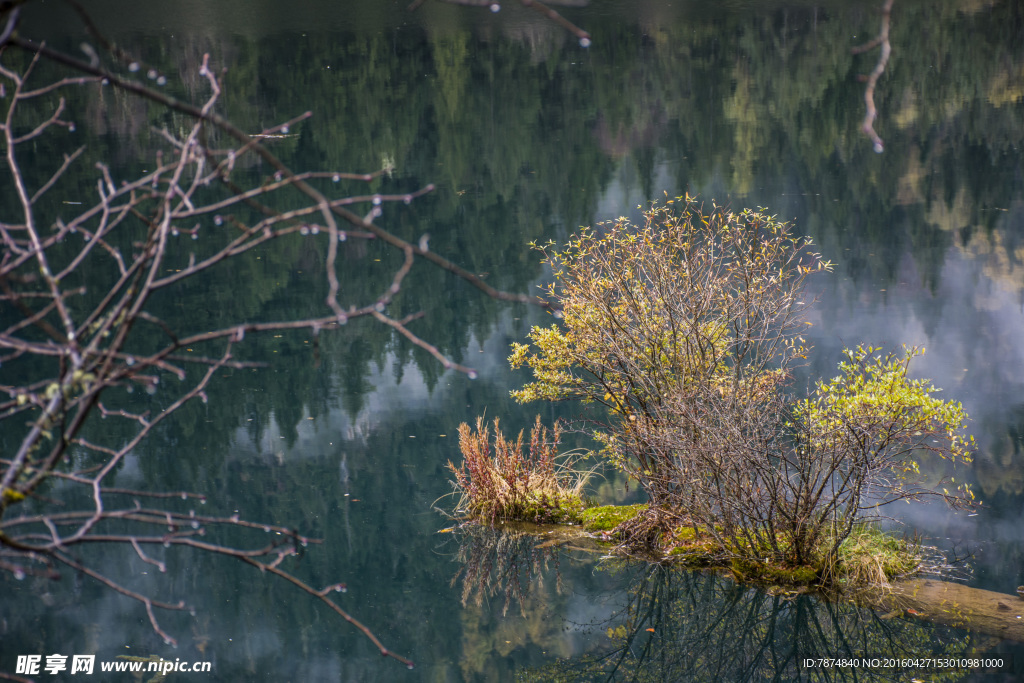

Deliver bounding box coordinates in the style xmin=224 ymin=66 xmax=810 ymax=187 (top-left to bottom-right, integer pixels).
xmin=510 ymin=197 xmax=828 ymax=425
xmin=796 ymin=344 xmax=974 ymax=496
xmin=507 ymin=198 xmax=973 ymax=575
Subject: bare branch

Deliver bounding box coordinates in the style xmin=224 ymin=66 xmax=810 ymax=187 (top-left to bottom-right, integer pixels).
xmin=373 ymin=309 xmax=478 ymax=376
xmin=30 ymin=146 xmax=86 ymax=204
xmin=0 ymin=8 xmax=559 ymax=667
xmin=853 ymin=0 xmax=894 ymax=153
xmin=53 ymin=550 xmax=185 ymax=645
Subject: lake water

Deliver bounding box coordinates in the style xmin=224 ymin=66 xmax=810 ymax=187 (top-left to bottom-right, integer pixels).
xmin=4 ymin=0 xmax=1024 ymax=680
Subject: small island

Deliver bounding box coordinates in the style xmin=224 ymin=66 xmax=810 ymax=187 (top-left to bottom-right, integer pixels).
xmin=446 ymin=198 xmax=1013 ymax=641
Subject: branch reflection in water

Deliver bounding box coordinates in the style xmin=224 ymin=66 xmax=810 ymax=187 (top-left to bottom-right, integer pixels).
xmin=451 ymin=524 xmax=990 ymax=681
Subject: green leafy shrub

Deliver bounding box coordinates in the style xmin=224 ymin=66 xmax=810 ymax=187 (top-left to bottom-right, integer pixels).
xmin=508 ymin=197 xmax=973 ymax=578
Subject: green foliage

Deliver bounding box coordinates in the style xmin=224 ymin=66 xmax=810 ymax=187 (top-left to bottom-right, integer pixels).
xmin=510 ymin=197 xmax=829 ymax=495
xmin=509 ymin=199 xmax=973 ymax=579
xmin=797 ymin=344 xmax=974 ymax=497
xmin=798 ymin=345 xmax=973 ymax=475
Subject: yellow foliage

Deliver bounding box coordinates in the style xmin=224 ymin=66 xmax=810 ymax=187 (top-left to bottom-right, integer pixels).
xmin=505 ymin=198 xmax=973 ymax=573
xmin=510 ymin=197 xmax=828 ymax=429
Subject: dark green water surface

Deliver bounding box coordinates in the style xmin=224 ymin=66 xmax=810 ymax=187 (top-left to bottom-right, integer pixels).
xmin=4 ymin=1 xmax=1024 ymax=680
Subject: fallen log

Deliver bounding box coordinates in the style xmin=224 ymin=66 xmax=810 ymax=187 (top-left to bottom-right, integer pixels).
xmin=877 ymin=578 xmax=1024 ymax=642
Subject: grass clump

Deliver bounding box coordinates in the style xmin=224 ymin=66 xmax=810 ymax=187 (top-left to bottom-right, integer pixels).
xmin=833 ymin=524 xmax=922 ymax=587
xmin=448 ymin=416 xmax=592 ymax=524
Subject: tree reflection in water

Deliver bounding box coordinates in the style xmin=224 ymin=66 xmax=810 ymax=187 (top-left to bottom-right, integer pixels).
xmin=454 ymin=525 xmax=990 ymax=682
xmin=564 ymin=569 xmax=979 ymax=682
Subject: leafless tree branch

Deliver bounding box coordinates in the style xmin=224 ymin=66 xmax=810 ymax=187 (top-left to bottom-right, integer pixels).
xmin=853 ymin=0 xmax=894 ymax=153
xmin=0 ymin=8 xmax=550 ymax=672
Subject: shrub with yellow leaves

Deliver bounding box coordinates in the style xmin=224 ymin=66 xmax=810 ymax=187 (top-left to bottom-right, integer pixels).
xmin=507 ymin=197 xmax=973 ymax=577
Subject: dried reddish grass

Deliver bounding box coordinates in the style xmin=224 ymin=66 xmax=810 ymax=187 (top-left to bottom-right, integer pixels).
xmin=448 ymin=416 xmax=589 ymax=524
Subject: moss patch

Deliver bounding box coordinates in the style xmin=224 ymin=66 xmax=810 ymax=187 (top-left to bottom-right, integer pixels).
xmin=526 ymin=505 xmax=922 ymax=592
xmin=520 ymin=492 xmax=586 ymax=525
xmin=663 ymin=526 xmax=719 ymax=565
xmin=730 ymin=559 xmax=819 ymax=586
xmin=580 ymin=503 xmax=647 ymax=532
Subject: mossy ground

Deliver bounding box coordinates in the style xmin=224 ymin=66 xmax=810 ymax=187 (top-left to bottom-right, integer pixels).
xmin=573 ymin=505 xmax=923 ymax=591
xmin=469 ymin=497 xmax=922 ymax=591
xmin=459 ymin=488 xmax=587 ymax=525
xmin=580 ymin=504 xmax=647 ymax=532
xmin=518 ymin=491 xmax=587 ymax=525
xmin=728 ymin=559 xmax=819 ymax=587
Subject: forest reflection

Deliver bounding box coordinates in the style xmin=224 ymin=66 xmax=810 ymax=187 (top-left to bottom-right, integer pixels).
xmin=5 ymin=0 xmax=1022 ymax=679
